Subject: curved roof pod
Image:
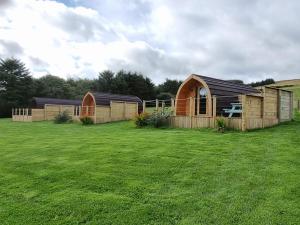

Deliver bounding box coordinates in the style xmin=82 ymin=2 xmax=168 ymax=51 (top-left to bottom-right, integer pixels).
xmin=31 ymin=97 xmax=81 ymax=109
xmin=82 ymin=92 xmax=143 ymax=113
xmin=175 ymin=74 xmax=260 ymax=116
xmin=89 ymin=92 xmax=142 ymax=106
xmin=175 ymin=75 xmax=212 ymax=116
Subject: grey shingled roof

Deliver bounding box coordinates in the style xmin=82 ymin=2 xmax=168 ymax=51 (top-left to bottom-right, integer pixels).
xmin=195 ymin=74 xmax=260 ymax=96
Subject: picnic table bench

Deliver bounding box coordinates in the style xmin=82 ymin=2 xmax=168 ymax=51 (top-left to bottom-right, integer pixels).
xmin=223 ymin=103 xmax=242 ymax=118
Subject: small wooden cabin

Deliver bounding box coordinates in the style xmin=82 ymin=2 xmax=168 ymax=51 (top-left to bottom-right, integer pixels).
xmin=172 ymin=74 xmax=293 ymax=130
xmin=175 ymin=74 xmax=259 ymax=116
xmin=81 ymin=92 xmax=142 ymax=123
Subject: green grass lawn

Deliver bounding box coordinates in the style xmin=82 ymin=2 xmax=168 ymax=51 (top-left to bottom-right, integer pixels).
xmin=0 ymin=119 xmax=299 ymax=225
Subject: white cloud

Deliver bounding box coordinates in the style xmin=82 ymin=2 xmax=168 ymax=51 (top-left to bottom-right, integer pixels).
xmin=0 ymin=0 xmax=300 ymax=84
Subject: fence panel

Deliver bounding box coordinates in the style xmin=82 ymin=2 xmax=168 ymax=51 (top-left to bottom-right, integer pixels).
xmin=110 ymin=101 xmax=125 ymax=121
xmin=95 ymin=106 xmax=110 ymax=123
xmin=125 ymin=102 xmax=138 ymax=119
xmin=32 ymin=109 xmax=45 ymax=121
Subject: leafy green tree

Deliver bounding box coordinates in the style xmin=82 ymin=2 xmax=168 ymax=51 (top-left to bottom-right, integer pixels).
xmin=156 ymin=92 xmax=174 ymax=100
xmin=157 ymin=79 xmax=182 ymax=97
xmin=96 ymin=70 xmax=156 ymax=100
xmin=33 ymin=75 xmax=73 ymax=99
xmin=0 ymin=58 xmax=33 ymax=117
xmin=97 ymin=70 xmax=115 ymax=92
xmin=113 ymin=70 xmax=156 ymax=100
xmin=66 ymin=78 xmax=96 ymax=99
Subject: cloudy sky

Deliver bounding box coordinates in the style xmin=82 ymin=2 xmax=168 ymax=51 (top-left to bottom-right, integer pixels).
xmin=0 ymin=0 xmax=299 ymax=84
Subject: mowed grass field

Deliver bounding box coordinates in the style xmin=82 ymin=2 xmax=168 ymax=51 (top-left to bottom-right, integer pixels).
xmin=0 ymin=119 xmax=299 ymax=225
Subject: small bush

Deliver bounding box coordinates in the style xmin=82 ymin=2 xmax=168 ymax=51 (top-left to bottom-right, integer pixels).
xmin=54 ymin=111 xmax=72 ymax=124
xmin=134 ymin=112 xmax=150 ymax=128
xmin=216 ymin=117 xmax=226 ymax=132
xmin=148 ymin=110 xmax=171 ymax=128
xmin=80 ymin=116 xmax=94 ymax=125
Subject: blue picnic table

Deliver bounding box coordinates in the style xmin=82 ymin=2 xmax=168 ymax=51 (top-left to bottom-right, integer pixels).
xmin=223 ymin=103 xmax=242 ymax=118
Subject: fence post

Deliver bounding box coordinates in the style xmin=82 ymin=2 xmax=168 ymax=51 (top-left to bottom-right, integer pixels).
xmin=44 ymin=105 xmax=47 ymax=120
xmin=155 ymin=99 xmax=159 ymax=111
xmin=262 ymin=87 xmax=266 ymax=128
xmin=110 ymin=101 xmax=112 ymax=120
xmin=212 ymin=96 xmax=216 ymax=128
xmin=124 ymin=102 xmax=126 ymax=120
xmin=143 ymin=100 xmax=146 ymax=113
xmin=189 ymin=97 xmax=193 ymax=128
xmin=171 ymin=98 xmax=175 ymax=115
xmin=241 ymin=95 xmax=247 ymax=131
xmin=162 ymin=100 xmax=165 ymax=112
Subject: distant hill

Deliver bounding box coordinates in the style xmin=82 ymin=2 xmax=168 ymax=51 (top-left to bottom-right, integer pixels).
xmin=267 ymin=79 xmax=300 ymax=88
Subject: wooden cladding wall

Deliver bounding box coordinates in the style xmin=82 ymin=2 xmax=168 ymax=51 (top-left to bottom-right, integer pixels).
xmin=95 ymin=106 xmax=110 ymax=123
xmin=245 ymin=96 xmax=262 ymax=118
xmin=92 ymin=101 xmax=138 ymax=124
xmin=44 ymin=105 xmax=75 ymax=120
xmin=264 ymin=88 xmax=278 ymax=119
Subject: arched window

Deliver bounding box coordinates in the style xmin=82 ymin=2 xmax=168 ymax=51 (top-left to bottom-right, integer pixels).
xmin=199 ymin=87 xmax=207 ymax=115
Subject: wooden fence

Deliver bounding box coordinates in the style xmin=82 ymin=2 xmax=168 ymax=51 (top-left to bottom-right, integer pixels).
xmin=143 ymin=99 xmax=175 ymax=114
xmin=12 ymin=105 xmax=81 ymax=122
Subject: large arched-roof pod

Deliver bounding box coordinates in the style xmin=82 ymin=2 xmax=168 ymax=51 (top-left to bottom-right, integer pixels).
xmin=175 ymin=74 xmax=260 ymax=116
xmin=90 ymin=92 xmax=142 ymax=106
xmin=82 ymin=91 xmax=143 ymax=113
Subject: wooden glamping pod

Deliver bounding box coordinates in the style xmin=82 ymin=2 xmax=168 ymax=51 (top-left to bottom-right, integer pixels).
xmin=172 ymin=74 xmax=293 ymax=130
xmin=175 ymin=74 xmax=260 ymax=117
xmin=81 ymin=92 xmax=142 ymax=123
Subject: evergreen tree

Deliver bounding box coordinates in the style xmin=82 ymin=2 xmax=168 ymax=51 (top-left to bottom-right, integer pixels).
xmin=0 ymin=58 xmax=33 ymax=117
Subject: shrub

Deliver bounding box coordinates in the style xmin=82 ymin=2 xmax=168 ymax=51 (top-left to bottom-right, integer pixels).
xmin=54 ymin=111 xmax=72 ymax=124
xmin=80 ymin=116 xmax=94 ymax=125
xmin=134 ymin=112 xmax=150 ymax=128
xmin=148 ymin=110 xmax=171 ymax=128
xmin=216 ymin=117 xmax=226 ymax=132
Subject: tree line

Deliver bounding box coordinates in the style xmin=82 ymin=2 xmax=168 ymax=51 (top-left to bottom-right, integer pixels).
xmin=0 ymin=58 xmax=182 ymax=117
